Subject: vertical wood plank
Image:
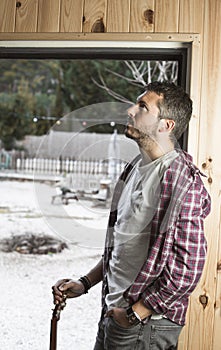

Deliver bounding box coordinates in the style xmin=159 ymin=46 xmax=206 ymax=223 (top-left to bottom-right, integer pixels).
xmin=200 ymin=2 xmax=221 ymax=347
xmin=106 ymin=0 xmax=130 ymax=32
xmin=37 ymin=0 xmax=61 ymax=32
xmin=60 ymin=0 xmax=84 ymax=32
xmin=183 ymin=2 xmax=219 ymax=347
xmin=186 ymin=219 xmax=218 ymax=350
xmin=179 ymin=1 xmax=216 ymax=348
xmin=0 ymin=0 xmax=16 ymax=32
xmin=129 ymin=0 xmax=154 ymax=32
xmin=15 ymin=0 xmax=38 ymax=32
xmin=189 ymin=0 xmax=221 ymax=348
xmin=154 ymin=0 xmax=179 ymax=32
xmin=83 ymin=0 xmax=107 ymax=33
xmin=179 ymin=0 xmax=204 ymax=33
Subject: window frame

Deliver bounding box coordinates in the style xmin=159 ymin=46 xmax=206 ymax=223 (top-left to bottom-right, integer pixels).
xmin=0 ymin=33 xmax=200 ymax=154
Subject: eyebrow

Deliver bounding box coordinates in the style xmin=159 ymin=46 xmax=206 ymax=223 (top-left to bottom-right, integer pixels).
xmin=137 ymin=98 xmax=149 ymax=109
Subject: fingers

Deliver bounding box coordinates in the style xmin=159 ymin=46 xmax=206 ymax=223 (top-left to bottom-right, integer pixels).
xmin=105 ymin=307 xmax=130 ymax=328
xmin=52 ymin=278 xmax=71 ymax=304
xmin=105 ymin=309 xmax=114 ymax=317
xmin=52 ymin=278 xmax=85 ymax=304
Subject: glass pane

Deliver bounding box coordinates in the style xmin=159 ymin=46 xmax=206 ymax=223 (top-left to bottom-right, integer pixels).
xmin=0 ymin=58 xmax=179 ymax=148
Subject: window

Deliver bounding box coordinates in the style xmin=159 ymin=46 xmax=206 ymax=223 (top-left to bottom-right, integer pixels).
xmin=0 ymin=44 xmax=190 ymax=151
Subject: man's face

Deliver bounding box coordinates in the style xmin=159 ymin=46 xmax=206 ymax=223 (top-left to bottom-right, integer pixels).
xmin=126 ymin=91 xmax=163 ymax=147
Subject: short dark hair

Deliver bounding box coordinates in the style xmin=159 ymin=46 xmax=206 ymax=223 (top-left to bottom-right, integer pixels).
xmin=145 ymin=81 xmax=193 ymax=140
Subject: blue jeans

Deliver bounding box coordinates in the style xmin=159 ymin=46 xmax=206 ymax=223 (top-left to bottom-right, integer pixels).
xmin=93 ymin=317 xmax=182 ymax=350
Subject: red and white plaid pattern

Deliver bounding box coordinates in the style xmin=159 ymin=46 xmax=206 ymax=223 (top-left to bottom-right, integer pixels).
xmin=103 ymin=150 xmax=211 ymax=326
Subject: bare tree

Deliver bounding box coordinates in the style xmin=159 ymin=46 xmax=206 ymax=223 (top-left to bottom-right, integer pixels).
xmin=92 ymin=60 xmax=178 ymax=103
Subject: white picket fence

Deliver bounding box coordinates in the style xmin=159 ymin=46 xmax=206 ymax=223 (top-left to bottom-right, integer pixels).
xmin=0 ymin=150 xmax=127 ymax=189
xmin=15 ymin=157 xmax=126 ymax=177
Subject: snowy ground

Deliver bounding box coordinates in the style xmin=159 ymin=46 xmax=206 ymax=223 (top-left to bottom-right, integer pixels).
xmin=0 ymin=179 xmax=109 ymax=350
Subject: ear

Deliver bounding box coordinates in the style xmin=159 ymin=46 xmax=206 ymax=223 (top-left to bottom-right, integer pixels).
xmin=158 ymin=119 xmax=175 ymax=133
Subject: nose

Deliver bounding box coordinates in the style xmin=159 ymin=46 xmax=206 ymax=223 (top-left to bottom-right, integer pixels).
xmin=127 ymin=104 xmax=137 ymax=118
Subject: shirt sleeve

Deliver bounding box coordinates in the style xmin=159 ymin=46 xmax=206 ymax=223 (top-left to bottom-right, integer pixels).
xmin=140 ymin=178 xmax=211 ymax=315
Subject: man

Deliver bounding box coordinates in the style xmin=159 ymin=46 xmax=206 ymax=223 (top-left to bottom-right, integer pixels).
xmin=52 ymin=82 xmax=211 ymax=349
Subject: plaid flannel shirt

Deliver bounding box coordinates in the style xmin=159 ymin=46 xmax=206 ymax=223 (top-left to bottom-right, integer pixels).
xmin=102 ymin=150 xmax=211 ymax=326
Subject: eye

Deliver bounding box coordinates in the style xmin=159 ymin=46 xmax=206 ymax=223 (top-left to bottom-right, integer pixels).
xmin=138 ymin=101 xmax=148 ymax=111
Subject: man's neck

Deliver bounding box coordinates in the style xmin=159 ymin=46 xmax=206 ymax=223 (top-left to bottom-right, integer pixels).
xmin=139 ymin=139 xmax=175 ymax=163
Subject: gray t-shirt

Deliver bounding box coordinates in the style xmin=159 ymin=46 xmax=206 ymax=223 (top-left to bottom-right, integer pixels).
xmin=106 ymin=150 xmax=178 ymax=309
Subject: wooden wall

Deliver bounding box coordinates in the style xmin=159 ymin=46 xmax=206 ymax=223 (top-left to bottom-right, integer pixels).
xmin=0 ymin=1 xmax=220 ymax=349
xmin=0 ymin=0 xmax=208 ymax=34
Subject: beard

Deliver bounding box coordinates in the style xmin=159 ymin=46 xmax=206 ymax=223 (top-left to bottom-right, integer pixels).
xmin=125 ymin=124 xmax=140 ymax=140
xmin=125 ymin=122 xmax=159 ymax=149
